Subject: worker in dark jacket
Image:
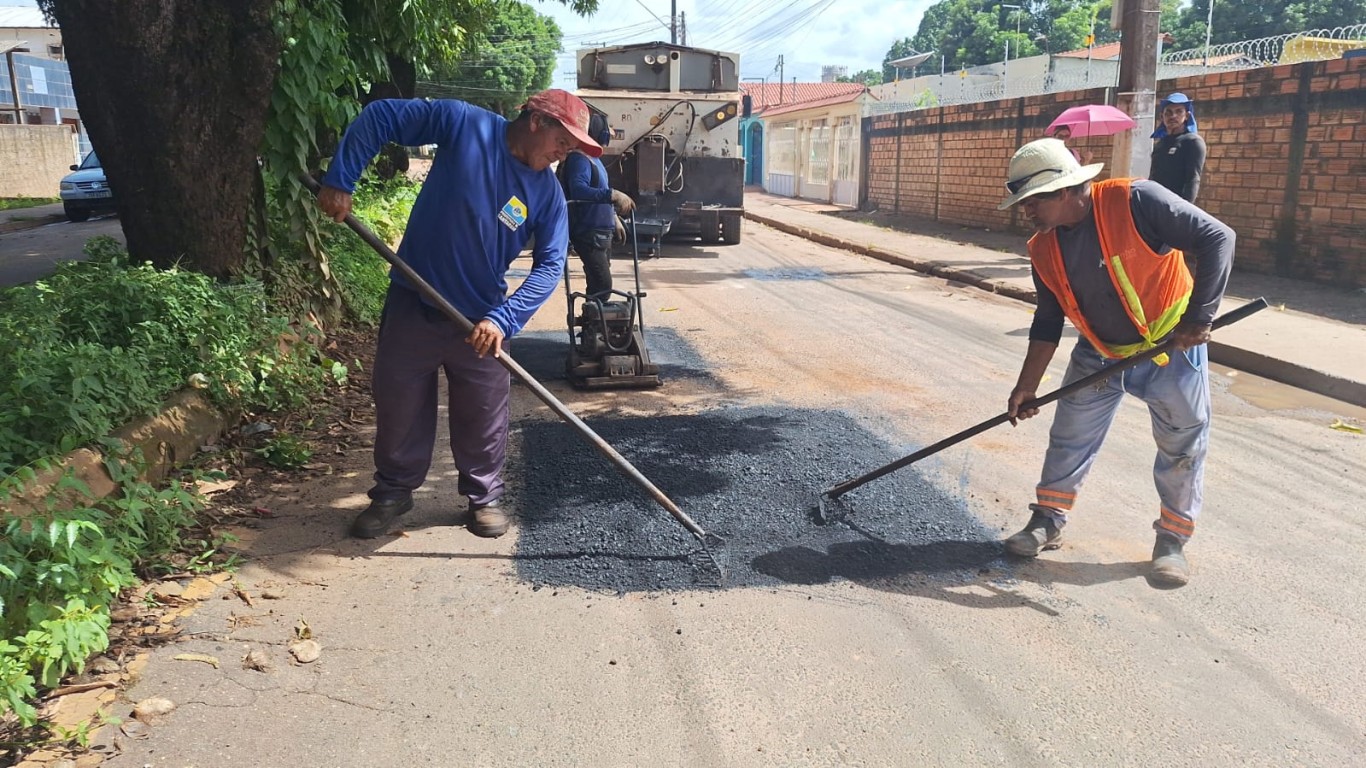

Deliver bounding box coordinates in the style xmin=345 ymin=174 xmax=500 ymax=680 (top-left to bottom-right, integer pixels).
xmin=1149 ymin=92 xmax=1207 ymax=203
xmin=560 ymin=113 xmax=634 ymax=298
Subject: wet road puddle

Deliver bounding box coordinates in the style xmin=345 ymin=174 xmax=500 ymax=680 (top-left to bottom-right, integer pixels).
xmin=743 ymin=267 xmax=828 ymax=281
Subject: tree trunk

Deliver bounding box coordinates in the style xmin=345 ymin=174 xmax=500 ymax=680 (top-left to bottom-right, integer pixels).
xmin=49 ymin=0 xmax=280 ymax=279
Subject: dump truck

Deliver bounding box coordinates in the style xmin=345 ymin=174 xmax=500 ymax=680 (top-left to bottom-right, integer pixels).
xmin=575 ymin=42 xmax=746 ymax=256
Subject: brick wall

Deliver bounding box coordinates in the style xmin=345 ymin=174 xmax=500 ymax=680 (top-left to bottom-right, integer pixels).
xmin=862 ymin=57 xmax=1366 ymax=287
xmin=0 ymin=124 xmax=78 ymax=198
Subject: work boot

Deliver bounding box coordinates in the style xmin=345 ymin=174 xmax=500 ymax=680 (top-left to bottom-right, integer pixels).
xmin=349 ymin=496 xmax=413 ymax=539
xmin=1149 ymin=534 xmax=1190 ymax=588
xmin=468 ymin=500 xmax=509 ymax=539
xmin=1003 ymin=509 xmax=1064 ymax=557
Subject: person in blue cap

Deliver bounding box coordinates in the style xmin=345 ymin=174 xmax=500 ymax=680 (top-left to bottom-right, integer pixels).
xmin=559 ymin=112 xmax=635 ymax=299
xmin=1150 ymin=92 xmax=1207 ymax=203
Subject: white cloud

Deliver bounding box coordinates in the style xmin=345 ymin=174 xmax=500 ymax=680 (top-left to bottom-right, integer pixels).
xmin=536 ymin=0 xmax=935 ymax=83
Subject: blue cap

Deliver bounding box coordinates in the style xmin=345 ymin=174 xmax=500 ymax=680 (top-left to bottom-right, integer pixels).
xmin=1152 ymin=93 xmax=1197 ymax=138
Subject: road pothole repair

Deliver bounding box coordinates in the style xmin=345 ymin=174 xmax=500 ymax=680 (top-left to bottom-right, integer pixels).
xmin=509 ymin=406 xmax=1003 ymax=592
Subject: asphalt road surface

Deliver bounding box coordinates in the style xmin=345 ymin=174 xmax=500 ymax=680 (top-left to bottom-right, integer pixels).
xmin=0 ymin=213 xmax=124 ymax=287
xmin=105 ymin=220 xmax=1365 ymax=767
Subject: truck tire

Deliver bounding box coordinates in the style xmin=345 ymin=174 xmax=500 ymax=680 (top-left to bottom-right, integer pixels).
xmin=700 ymin=217 xmax=721 ymax=243
xmin=720 ymin=213 xmax=742 ymax=244
xmin=64 ymin=202 xmax=90 ymax=223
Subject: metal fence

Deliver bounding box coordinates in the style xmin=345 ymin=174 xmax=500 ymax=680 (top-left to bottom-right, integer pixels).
xmin=867 ymin=23 xmax=1365 ymax=115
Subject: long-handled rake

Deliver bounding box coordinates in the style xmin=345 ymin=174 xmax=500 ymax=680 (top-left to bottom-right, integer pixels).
xmin=301 ymin=175 xmax=726 ymax=582
xmin=816 ymin=297 xmax=1270 ymax=523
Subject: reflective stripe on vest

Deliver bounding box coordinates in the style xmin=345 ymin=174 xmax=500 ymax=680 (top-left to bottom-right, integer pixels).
xmin=1028 ymin=178 xmax=1194 ymax=363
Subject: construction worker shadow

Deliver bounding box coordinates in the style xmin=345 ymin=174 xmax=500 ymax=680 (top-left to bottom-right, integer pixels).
xmin=751 ymin=518 xmax=1150 ymax=615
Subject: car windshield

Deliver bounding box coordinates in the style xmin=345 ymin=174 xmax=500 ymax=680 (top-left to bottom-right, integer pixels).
xmin=78 ymin=152 xmax=101 ymax=170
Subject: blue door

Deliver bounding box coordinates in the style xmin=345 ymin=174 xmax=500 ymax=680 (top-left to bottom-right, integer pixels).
xmin=745 ymin=123 xmax=765 ymax=185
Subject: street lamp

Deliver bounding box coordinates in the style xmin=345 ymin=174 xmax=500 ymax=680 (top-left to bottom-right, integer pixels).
xmin=1002 ymin=3 xmax=1022 ymax=94
xmin=1002 ymin=3 xmax=1023 ymax=63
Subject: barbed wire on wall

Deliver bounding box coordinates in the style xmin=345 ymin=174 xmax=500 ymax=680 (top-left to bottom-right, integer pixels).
xmin=1160 ymin=23 xmax=1366 ymax=66
xmin=865 ymin=22 xmax=1365 ymax=116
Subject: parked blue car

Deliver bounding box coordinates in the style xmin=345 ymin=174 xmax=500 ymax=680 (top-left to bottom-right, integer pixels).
xmin=58 ymin=151 xmax=116 ymax=222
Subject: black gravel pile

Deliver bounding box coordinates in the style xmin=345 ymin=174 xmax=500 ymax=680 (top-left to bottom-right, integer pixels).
xmin=510 ymin=406 xmax=1004 ymax=592
xmin=505 ymin=321 xmax=1004 ymax=592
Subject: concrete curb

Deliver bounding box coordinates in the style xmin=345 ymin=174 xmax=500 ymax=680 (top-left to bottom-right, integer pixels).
xmin=745 ymin=210 xmax=1366 ymax=409
xmin=0 ymin=212 xmax=66 ymax=235
xmin=746 ymin=211 xmax=1037 ymax=303
xmin=6 ymin=389 xmax=229 ymax=516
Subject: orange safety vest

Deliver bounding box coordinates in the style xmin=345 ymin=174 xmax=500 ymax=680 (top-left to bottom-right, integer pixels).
xmin=1028 ymin=178 xmax=1193 ymax=362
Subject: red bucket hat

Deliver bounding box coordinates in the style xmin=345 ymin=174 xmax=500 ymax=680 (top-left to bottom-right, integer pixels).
xmin=522 ymin=89 xmax=603 ymax=157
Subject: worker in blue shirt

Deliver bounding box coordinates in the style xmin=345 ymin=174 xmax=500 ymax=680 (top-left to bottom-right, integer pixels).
xmin=316 ymin=89 xmax=602 ymax=540
xmin=560 ymin=113 xmax=635 ymax=298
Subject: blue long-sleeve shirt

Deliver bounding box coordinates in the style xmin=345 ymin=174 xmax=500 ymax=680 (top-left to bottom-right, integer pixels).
xmin=561 ymin=152 xmax=616 ymax=233
xmin=321 ymin=99 xmax=568 ymax=338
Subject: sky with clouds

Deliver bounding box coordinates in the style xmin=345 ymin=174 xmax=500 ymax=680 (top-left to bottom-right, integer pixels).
xmin=540 ymin=0 xmax=935 ymax=85
xmin=1 ymin=0 xmax=936 ymax=84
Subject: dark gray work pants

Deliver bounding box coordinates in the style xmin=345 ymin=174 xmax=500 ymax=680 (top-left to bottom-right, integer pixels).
xmin=368 ymin=284 xmax=508 ymax=506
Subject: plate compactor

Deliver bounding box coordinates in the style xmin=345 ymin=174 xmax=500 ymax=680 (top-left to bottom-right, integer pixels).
xmin=564 ymin=215 xmax=661 ymax=390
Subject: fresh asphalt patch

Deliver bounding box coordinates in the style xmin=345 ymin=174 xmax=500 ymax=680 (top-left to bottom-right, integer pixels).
xmin=503 ymin=325 xmax=1005 ymax=592
xmin=508 ymin=406 xmax=1003 ymax=592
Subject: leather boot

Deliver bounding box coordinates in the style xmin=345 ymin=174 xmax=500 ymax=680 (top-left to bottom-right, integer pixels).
xmin=1004 ymin=509 xmax=1064 ymax=557
xmin=349 ymin=496 xmax=413 ymax=539
xmin=468 ymin=500 xmax=509 ymax=539
xmin=1149 ymin=534 xmax=1190 ymax=587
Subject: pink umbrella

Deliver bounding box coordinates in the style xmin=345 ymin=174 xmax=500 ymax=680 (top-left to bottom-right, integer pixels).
xmin=1046 ymin=104 xmax=1137 ymax=138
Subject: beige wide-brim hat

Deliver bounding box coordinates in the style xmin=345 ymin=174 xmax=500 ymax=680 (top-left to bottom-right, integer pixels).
xmin=996 ymin=138 xmax=1104 ymax=210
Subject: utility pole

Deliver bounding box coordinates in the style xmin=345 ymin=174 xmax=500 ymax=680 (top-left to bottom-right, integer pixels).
xmin=670 ymin=0 xmax=678 ymax=45
xmin=681 ymin=12 xmax=687 ymax=46
xmin=778 ymin=55 xmax=785 ymax=104
xmin=1112 ymin=0 xmax=1160 ymax=178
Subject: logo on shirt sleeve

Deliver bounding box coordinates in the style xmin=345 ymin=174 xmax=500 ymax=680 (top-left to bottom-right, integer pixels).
xmin=498 ymin=196 xmax=528 ymax=231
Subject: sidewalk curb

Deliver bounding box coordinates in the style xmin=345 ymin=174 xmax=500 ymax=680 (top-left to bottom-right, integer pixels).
xmin=746 ymin=211 xmax=1037 ymax=303
xmin=746 ymin=210 xmax=1366 ymax=409
xmin=0 ymin=212 xmax=66 ymax=235
xmin=6 ymin=389 xmax=228 ymax=517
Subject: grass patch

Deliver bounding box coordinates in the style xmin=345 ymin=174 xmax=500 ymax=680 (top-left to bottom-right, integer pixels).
xmin=0 ymin=198 xmax=59 ymax=212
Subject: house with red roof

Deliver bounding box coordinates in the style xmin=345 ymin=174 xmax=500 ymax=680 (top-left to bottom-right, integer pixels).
xmin=739 ymin=81 xmax=873 ymax=206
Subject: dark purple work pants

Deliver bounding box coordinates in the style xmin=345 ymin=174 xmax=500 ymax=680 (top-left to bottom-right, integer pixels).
xmin=368 ymin=284 xmax=509 ymax=506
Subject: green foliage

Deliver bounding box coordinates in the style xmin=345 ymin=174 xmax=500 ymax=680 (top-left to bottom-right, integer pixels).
xmin=0 ymin=239 xmax=333 ymax=475
xmin=1170 ymin=0 xmax=1366 ymax=50
xmin=895 ymin=0 xmax=1365 ymax=72
xmin=325 ymin=175 xmax=419 ymax=326
xmin=419 ymin=0 xmax=563 ymax=114
xmin=0 ymin=197 xmax=60 ymax=211
xmin=838 ymin=69 xmax=884 ymax=86
xmin=0 ymin=456 xmax=215 ymax=725
xmin=255 ymin=433 xmax=313 ymax=469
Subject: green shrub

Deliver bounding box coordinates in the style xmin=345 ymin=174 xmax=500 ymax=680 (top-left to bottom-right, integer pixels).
xmin=0 ymin=239 xmax=333 ymax=475
xmin=0 ymin=451 xmax=212 ymax=725
xmin=324 ymin=175 xmax=418 ymax=326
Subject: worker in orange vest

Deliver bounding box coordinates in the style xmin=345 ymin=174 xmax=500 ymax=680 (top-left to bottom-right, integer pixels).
xmin=996 ymin=138 xmax=1235 ymax=587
